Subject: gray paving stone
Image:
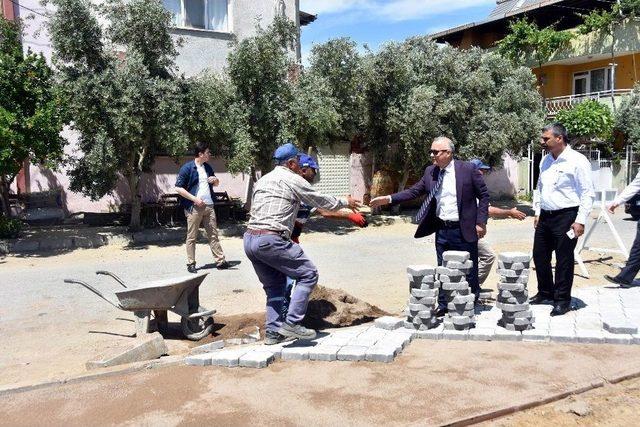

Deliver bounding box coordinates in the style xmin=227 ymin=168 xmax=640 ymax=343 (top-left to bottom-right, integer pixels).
xmin=603 ymin=332 xmax=633 ymax=345
xmin=407 ymin=265 xmax=436 ymax=277
xmin=603 ymin=319 xmax=638 ymax=335
xmin=412 ymin=296 xmax=438 ymax=305
xmin=497 ymin=302 xmax=530 ymax=312
xmin=498 ymin=252 xmax=531 ymax=263
xmin=444 ymin=260 xmax=474 ymax=270
xmin=442 ymin=250 xmax=470 ymax=262
xmin=374 ymin=316 xmax=405 ymax=330
xmin=494 ymin=328 xmax=523 ymax=341
xmin=414 ymin=324 xmax=443 ymax=340
xmin=575 ymin=331 xmax=606 ymax=344
xmin=408 ymin=303 xmax=430 ymax=312
xmin=411 ymin=289 xmax=438 ymax=298
xmin=190 ymin=340 xmax=225 ymax=355
xmin=185 ymin=353 xmax=213 ymax=366
xmin=441 ymin=329 xmax=469 ymax=341
xmin=497 ymin=268 xmax=530 ymax=278
xmin=309 ymin=345 xmax=341 ymax=361
xmin=468 ymin=328 xmax=495 ymax=341
xmin=281 ymin=346 xmax=311 ymax=361
xmin=239 ymin=350 xmax=275 ymax=368
xmin=365 ymin=346 xmax=398 ymax=363
xmin=522 ymin=329 xmax=549 ymax=342
xmin=337 ymin=345 xmax=368 ymax=361
xmin=211 ymin=348 xmax=250 ymax=367
xmin=442 ymin=281 xmax=470 ymax=291
xmin=549 ymin=329 xmax=577 ymax=343
xmin=497 ymin=283 xmax=527 ymax=292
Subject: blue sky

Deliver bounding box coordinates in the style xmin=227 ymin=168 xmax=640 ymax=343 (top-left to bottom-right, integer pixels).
xmin=299 ymin=0 xmax=497 ymax=64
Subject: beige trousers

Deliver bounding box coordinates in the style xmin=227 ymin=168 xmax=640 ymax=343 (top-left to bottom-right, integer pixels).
xmin=477 ymin=239 xmax=496 ymax=286
xmin=185 ymin=205 xmax=225 ymax=265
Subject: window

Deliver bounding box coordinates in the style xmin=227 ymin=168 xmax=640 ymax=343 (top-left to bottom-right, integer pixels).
xmin=163 ymin=0 xmax=229 ymax=32
xmin=572 ymin=67 xmax=612 ymax=95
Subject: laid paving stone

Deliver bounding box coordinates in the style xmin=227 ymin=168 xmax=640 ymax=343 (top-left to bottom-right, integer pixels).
xmin=549 ymin=329 xmax=577 ymax=343
xmin=441 ymin=329 xmax=469 ymax=341
xmin=239 ymin=350 xmax=275 ymax=368
xmin=281 ymin=346 xmax=311 ymax=361
xmin=468 ymin=328 xmax=495 ymax=341
xmin=575 ymin=331 xmax=605 ymax=344
xmin=603 ymin=319 xmax=639 ymax=335
xmin=185 ymin=353 xmax=213 ymax=366
xmin=494 ymin=328 xmax=522 ymax=341
xmin=603 ymin=331 xmax=633 ymax=345
xmin=365 ymin=346 xmax=398 ymax=363
xmin=309 ymin=345 xmax=341 ymax=361
xmin=522 ymin=329 xmax=549 ymax=342
xmin=190 ymin=340 xmax=225 ymax=355
xmin=211 ymin=348 xmax=250 ymax=367
xmin=337 ymin=345 xmax=368 ymax=361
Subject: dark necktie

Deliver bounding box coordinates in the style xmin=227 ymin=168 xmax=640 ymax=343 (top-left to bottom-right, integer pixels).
xmin=414 ymin=169 xmax=445 ymax=224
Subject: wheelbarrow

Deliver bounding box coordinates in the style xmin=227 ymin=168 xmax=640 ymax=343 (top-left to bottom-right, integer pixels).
xmin=64 ymin=271 xmax=215 ymax=341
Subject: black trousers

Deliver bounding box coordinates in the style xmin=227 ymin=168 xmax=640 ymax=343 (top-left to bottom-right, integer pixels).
xmin=532 ymin=207 xmax=579 ymax=304
xmin=616 ymin=219 xmax=640 ymax=284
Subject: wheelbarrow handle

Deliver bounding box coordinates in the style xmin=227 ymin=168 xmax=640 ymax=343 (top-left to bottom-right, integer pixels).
xmin=95 ymin=271 xmax=128 ymax=288
xmin=64 ymin=279 xmax=123 ymax=310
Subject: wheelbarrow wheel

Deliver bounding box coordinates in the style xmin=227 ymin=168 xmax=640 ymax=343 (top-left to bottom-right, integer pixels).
xmin=181 ymin=315 xmax=214 ymax=341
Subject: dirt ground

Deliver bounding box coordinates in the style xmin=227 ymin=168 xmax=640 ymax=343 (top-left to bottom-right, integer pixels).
xmin=3 ymin=341 xmax=640 ymax=427
xmin=489 ymin=376 xmax=640 ymax=426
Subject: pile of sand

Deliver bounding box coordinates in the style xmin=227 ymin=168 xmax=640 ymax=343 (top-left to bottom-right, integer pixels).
xmin=302 ymin=285 xmax=389 ymax=329
xmin=190 ymin=286 xmax=387 ymax=347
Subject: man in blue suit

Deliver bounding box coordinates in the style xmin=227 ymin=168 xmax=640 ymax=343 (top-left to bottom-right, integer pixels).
xmin=370 ymin=136 xmax=490 ymax=313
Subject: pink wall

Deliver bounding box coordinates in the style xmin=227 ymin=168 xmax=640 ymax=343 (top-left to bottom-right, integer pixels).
xmin=27 ymin=137 xmax=251 ymax=214
xmin=482 ymin=154 xmax=519 ymax=199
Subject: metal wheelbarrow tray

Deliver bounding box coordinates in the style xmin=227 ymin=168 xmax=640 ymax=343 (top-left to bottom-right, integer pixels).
xmin=65 ymin=271 xmax=215 ymax=341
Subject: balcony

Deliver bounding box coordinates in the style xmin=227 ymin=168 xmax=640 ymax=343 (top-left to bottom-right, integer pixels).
xmin=545 ymin=89 xmax=633 ymax=118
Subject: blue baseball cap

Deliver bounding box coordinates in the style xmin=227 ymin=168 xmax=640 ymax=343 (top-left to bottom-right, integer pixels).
xmin=470 ymin=159 xmax=490 ymax=170
xmin=273 ymin=142 xmax=299 ymax=162
xmin=298 ymin=154 xmax=319 ymax=171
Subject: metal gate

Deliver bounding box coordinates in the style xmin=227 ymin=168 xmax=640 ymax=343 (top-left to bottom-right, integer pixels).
xmin=627 ymin=145 xmax=640 ymax=184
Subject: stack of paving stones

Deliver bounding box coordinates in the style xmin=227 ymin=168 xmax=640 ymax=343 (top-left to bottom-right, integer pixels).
xmin=405 ymin=265 xmax=439 ymax=331
xmin=439 ymin=251 xmax=476 ymax=331
xmin=496 ymin=252 xmax=534 ymax=332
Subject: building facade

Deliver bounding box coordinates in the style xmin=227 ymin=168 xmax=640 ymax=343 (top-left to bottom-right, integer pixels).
xmin=3 ymin=0 xmax=318 ymax=214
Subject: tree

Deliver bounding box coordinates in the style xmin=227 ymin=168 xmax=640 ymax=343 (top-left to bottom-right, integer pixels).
xmin=498 ymin=18 xmax=574 ymax=102
xmin=615 ymin=84 xmax=640 ymax=150
xmin=306 ymin=38 xmax=367 ymax=143
xmin=226 ymin=17 xmax=298 ymax=174
xmin=365 ymin=37 xmax=545 ymax=192
xmin=46 ymin=0 xmax=189 ymax=230
xmin=578 ymin=0 xmax=640 ymax=112
xmin=556 ymin=100 xmax=614 ymax=144
xmin=0 ymin=17 xmax=66 ymax=218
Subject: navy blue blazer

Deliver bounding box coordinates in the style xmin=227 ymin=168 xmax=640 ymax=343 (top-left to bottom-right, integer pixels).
xmin=390 ymin=160 xmax=490 ymax=242
xmin=175 ymin=160 xmax=217 ymax=211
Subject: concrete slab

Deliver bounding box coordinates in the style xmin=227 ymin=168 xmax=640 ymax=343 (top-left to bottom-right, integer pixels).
xmin=337 ymin=346 xmax=368 ymax=361
xmin=86 ymin=333 xmax=168 ymax=370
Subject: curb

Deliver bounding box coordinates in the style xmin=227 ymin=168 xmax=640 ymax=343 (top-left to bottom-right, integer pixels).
xmin=445 ymin=370 xmax=640 ymax=426
xmin=0 ymin=355 xmax=185 ymax=397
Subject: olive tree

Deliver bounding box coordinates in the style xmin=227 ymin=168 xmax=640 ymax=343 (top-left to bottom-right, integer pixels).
xmin=46 ymin=0 xmax=189 ymax=230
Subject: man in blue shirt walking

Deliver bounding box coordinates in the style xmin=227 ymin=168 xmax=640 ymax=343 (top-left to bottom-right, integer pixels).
xmin=175 ymin=141 xmax=230 ymax=273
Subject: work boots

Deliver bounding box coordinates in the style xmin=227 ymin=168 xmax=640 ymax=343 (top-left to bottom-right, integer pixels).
xmin=278 ymin=321 xmax=317 ymax=340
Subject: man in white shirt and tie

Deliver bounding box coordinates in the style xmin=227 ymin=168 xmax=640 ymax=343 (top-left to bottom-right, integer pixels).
xmin=605 ymin=169 xmax=640 ymax=287
xmin=532 ymin=123 xmax=595 ymax=316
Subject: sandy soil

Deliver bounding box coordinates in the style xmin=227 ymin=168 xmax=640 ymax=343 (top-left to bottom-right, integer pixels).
xmin=489 ymin=376 xmax=640 ymax=426
xmin=3 ymin=341 xmax=640 ymax=427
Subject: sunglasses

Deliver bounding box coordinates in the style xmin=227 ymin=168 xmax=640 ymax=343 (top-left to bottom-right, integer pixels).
xmin=429 ymin=149 xmax=450 ymax=156
xmin=541 ymin=137 xmax=552 ymax=142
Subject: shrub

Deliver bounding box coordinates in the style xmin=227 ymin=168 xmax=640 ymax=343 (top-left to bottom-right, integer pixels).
xmin=555 ymin=100 xmax=614 ymax=143
xmin=0 ymin=216 xmax=22 ymax=238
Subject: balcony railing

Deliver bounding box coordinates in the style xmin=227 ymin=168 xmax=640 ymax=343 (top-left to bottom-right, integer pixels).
xmin=545 ymin=89 xmax=633 ymax=117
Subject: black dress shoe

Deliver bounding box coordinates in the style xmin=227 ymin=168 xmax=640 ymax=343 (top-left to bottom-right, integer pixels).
xmin=530 ymin=293 xmax=553 ymax=305
xmin=216 ymin=261 xmax=231 ymax=270
xmin=435 ymin=307 xmax=448 ymax=317
xmin=604 ymin=275 xmax=632 ymax=288
xmin=187 ymin=263 xmax=197 ymax=273
xmin=550 ymin=303 xmax=571 ymax=316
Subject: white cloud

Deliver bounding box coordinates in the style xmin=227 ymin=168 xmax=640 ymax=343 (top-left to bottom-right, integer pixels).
xmin=300 ymin=0 xmax=495 ymax=22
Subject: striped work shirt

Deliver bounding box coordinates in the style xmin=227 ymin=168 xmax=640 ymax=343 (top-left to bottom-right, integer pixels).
xmin=247 ymin=166 xmax=347 ymax=237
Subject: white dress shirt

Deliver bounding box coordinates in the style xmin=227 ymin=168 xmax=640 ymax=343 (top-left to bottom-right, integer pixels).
xmin=533 ymin=146 xmax=595 ymax=225
xmin=195 ymin=163 xmax=214 ymax=206
xmin=613 ymin=170 xmax=640 ymax=205
xmin=436 ymin=160 xmax=459 ymax=221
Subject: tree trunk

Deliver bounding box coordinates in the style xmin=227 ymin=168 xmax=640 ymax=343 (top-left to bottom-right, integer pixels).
xmin=392 ymin=163 xmax=410 ymax=215
xmin=0 ymin=175 xmax=12 ymax=218
xmin=127 ymin=171 xmax=142 ymax=231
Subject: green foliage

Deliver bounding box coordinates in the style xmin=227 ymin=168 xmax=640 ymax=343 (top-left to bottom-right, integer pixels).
xmin=555 ymin=100 xmax=614 ymax=142
xmin=307 ymin=38 xmax=367 ymax=142
xmin=579 ymin=0 xmax=640 ymax=36
xmin=498 ymin=18 xmax=574 ymax=68
xmin=364 ymin=38 xmax=544 ymax=183
xmin=226 ymin=17 xmax=298 ymax=173
xmin=0 ymin=215 xmax=21 ymax=238
xmin=0 ymin=17 xmax=66 ymax=217
xmin=47 ymin=0 xmax=189 ymax=229
xmin=615 ymin=85 xmax=640 ymax=150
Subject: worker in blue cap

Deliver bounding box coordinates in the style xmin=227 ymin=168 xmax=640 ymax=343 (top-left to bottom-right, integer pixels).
xmin=244 ymin=142 xmax=362 ymax=344
xmin=470 ymin=159 xmax=527 ymax=287
xmin=279 ymin=153 xmax=368 ymax=320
